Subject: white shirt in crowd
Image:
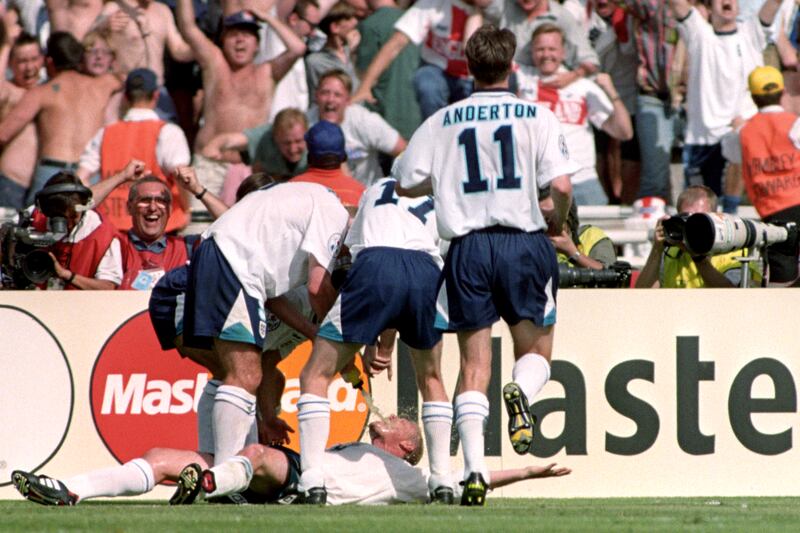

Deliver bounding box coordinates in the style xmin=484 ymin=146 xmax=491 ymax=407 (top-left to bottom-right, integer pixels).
xmin=678 ymin=7 xmax=768 ymax=145
xmin=203 ymin=182 xmax=348 ymax=303
xmin=517 ymin=65 xmax=614 ymax=185
xmin=396 ymin=91 xmax=578 ymax=240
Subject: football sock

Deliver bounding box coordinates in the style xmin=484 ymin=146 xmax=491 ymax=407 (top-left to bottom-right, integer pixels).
xmin=454 ymin=391 xmax=490 ymax=481
xmin=197 ymin=379 xmax=221 ymax=455
xmin=64 ymin=458 xmax=155 ymax=502
xmin=512 ymin=353 xmax=551 ymax=404
xmin=213 ymin=385 xmax=256 ymax=463
xmin=422 ymin=401 xmax=454 ymax=490
xmin=297 ymin=393 xmax=330 ymax=490
xmin=204 ymin=456 xmax=254 ymax=498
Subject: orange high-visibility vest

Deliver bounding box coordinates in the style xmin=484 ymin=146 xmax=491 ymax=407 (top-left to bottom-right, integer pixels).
xmin=740 ymin=111 xmax=800 ymax=217
xmin=98 ymin=120 xmax=188 ymax=232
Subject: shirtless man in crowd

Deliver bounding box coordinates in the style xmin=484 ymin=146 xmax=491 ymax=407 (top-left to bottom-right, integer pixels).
xmin=0 ymin=31 xmax=43 ymax=208
xmin=0 ymin=31 xmax=121 ymax=204
xmin=175 ymin=0 xmax=306 ymax=203
xmin=46 ymin=0 xmax=103 ymax=42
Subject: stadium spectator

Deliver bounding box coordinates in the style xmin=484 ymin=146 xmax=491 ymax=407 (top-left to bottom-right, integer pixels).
xmin=483 ymin=0 xmax=599 ymax=79
xmin=175 ymin=0 xmax=306 ymax=208
xmin=355 ymin=0 xmax=422 ymax=143
xmin=0 ymin=32 xmax=122 ymax=205
xmin=92 ymin=0 xmax=194 ymax=122
xmin=351 ymin=0 xmax=492 ymax=119
xmin=588 ymin=0 xmax=639 ymax=203
xmin=11 ymin=416 xmax=570 ymax=506
xmin=202 ymin=107 xmax=309 ymax=202
xmin=621 ymin=0 xmax=680 ymax=203
xmin=28 ymin=165 xmax=142 ymax=291
xmin=80 ymin=31 xmax=115 ymax=78
xmin=722 ymin=66 xmax=800 ymax=285
xmin=45 ymin=0 xmax=102 ymax=42
xmin=309 ymin=69 xmax=405 ymax=186
xmin=0 ymin=32 xmax=43 ymax=209
xmin=76 ymin=68 xmax=191 ymax=233
xmin=670 ymin=0 xmax=782 ymax=202
xmin=517 ymin=23 xmax=632 ymax=205
xmin=305 ymin=1 xmax=360 ymax=96
xmin=635 ymin=185 xmax=760 ymax=288
xmin=290 ymin=120 xmax=364 ymax=211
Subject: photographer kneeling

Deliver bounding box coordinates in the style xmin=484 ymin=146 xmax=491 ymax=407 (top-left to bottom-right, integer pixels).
xmin=635 ymin=186 xmax=760 ymax=288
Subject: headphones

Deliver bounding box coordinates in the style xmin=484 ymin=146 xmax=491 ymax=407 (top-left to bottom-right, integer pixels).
xmin=34 ymin=182 xmax=93 ymax=208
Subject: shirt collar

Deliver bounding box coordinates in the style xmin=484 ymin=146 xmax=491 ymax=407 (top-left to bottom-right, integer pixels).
xmin=128 ymin=230 xmax=167 ymax=252
xmin=123 ymin=107 xmax=161 ymax=122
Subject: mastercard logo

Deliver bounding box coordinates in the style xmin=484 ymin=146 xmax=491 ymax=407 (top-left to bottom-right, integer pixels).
xmin=90 ymin=311 xmax=370 ymax=463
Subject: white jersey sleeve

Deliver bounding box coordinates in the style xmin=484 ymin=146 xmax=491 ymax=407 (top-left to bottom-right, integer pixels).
xmin=345 ymin=177 xmax=442 ymax=266
xmin=584 ymin=81 xmax=614 ymax=130
xmin=394 ymin=0 xmax=438 ymax=44
xmin=323 ymin=443 xmax=430 ymax=505
xmin=301 ymin=190 xmax=350 ymax=273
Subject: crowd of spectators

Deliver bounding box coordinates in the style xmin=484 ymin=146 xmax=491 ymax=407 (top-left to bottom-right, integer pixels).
xmin=1 ymin=0 xmax=800 ymax=290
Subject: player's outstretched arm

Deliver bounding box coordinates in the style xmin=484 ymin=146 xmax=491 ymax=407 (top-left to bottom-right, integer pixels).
xmin=307 ymin=255 xmax=338 ymax=319
xmin=488 ymin=463 xmax=571 ymax=489
xmin=547 ymin=174 xmax=572 ymax=236
xmin=352 ymin=31 xmax=411 ymax=105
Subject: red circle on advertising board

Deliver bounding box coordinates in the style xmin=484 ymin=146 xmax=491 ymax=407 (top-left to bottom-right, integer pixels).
xmin=91 ymin=311 xmax=371 ymax=463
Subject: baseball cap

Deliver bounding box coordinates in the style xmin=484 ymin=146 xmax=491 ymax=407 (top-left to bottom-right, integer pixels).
xmin=125 ymin=68 xmax=158 ymax=93
xmin=749 ymin=66 xmax=784 ymax=96
xmin=305 ymin=120 xmax=347 ymax=160
xmin=223 ymin=11 xmax=261 ymax=32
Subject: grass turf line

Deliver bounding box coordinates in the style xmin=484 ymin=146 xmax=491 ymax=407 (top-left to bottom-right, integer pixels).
xmin=2 ymin=498 xmax=800 ymax=532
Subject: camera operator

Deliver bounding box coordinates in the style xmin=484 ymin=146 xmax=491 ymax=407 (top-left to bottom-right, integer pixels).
xmin=30 ymin=172 xmax=123 ymax=290
xmin=540 ymin=188 xmax=616 ymax=270
xmin=635 ymin=186 xmax=759 ymax=288
xmin=722 ymin=66 xmax=800 ymax=285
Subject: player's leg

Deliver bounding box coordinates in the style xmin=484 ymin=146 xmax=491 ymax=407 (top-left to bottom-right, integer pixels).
xmin=297 ymin=337 xmax=360 ymax=502
xmin=199 ymin=444 xmax=291 ymax=501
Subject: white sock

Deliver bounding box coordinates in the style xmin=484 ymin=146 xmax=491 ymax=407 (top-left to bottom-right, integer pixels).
xmin=205 ymin=456 xmax=253 ymax=498
xmin=197 ymin=379 xmax=221 ymax=455
xmin=512 ymin=353 xmax=551 ymax=403
xmin=64 ymin=458 xmax=155 ymax=502
xmin=454 ymin=391 xmax=490 ymax=481
xmin=422 ymin=401 xmax=453 ymax=490
xmin=213 ymin=385 xmax=256 ymax=463
xmin=297 ymin=393 xmax=330 ymax=491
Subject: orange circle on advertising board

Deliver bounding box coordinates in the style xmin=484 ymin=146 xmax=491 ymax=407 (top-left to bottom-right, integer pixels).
xmin=91 ymin=310 xmax=370 ymax=462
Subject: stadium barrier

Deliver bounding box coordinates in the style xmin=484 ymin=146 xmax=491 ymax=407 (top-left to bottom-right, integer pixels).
xmin=2 ymin=289 xmax=800 ymax=499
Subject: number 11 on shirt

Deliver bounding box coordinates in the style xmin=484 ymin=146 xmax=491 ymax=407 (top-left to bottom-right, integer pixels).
xmin=458 ymin=124 xmax=522 ymax=194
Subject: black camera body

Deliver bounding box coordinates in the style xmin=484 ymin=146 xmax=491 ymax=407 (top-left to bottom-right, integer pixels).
xmin=0 ymin=211 xmax=68 ymax=289
xmin=558 ymin=261 xmax=632 ymax=288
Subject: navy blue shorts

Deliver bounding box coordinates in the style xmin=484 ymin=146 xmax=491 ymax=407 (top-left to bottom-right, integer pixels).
xmin=148 ymin=264 xmax=189 ymax=351
xmin=207 ymin=445 xmax=301 ymax=505
xmin=318 ymin=247 xmax=443 ymax=350
xmin=182 ymin=238 xmax=266 ymax=350
xmin=437 ymin=226 xmax=558 ymax=331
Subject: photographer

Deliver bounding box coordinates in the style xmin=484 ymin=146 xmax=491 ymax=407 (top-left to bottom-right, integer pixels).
xmin=635 ymin=186 xmax=759 ymax=288
xmin=23 ymin=172 xmax=123 ymax=290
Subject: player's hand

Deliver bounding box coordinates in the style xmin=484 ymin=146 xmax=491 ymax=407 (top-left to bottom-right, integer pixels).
xmin=351 ymin=86 xmax=377 ymax=106
xmin=363 ymin=344 xmax=393 ymax=380
xmin=259 ymin=416 xmax=294 ymax=446
xmin=525 ymin=463 xmax=571 ymax=479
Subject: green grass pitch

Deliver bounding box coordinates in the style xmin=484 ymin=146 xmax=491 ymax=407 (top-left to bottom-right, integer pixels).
xmin=2 ymin=498 xmax=800 ymax=532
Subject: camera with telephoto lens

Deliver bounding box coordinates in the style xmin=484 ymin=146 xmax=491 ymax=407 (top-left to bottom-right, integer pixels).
xmin=661 ymin=213 xmax=690 ymax=245
xmin=558 ymin=261 xmax=632 ymax=288
xmin=0 ymin=211 xmax=67 ymax=289
xmin=676 ymin=213 xmax=797 ymax=257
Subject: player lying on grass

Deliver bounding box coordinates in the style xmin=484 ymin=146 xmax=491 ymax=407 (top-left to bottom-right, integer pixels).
xmin=12 ymin=416 xmax=570 ymax=506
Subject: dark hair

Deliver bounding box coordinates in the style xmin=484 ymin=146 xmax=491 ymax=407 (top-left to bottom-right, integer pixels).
xmin=236 ymin=173 xmax=279 ymax=202
xmin=11 ymin=32 xmax=42 ymax=57
xmin=125 ymin=77 xmax=157 ymax=104
xmin=308 ymin=152 xmax=344 ymax=169
xmin=127 ymin=175 xmax=171 ymax=204
xmin=38 ymin=172 xmax=91 ymax=216
xmin=753 ymin=91 xmax=782 ymax=108
xmin=319 ymin=1 xmax=356 ymax=35
xmin=47 ymin=32 xmax=85 ymax=71
xmin=465 ymin=25 xmax=516 ymax=85
xmin=318 ymin=68 xmax=353 ymax=94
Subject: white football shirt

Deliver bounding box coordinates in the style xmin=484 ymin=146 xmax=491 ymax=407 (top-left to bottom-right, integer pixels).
xmin=396 ymin=90 xmax=579 ymax=240
xmin=346 ymin=177 xmax=442 ymax=267
xmin=202 ymin=182 xmax=349 ymax=302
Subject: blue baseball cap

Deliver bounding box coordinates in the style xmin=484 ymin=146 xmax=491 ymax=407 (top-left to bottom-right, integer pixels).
xmin=223 ymin=11 xmax=261 ymax=32
xmin=125 ymin=68 xmax=158 ymax=94
xmin=305 ymin=120 xmax=347 ymax=160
